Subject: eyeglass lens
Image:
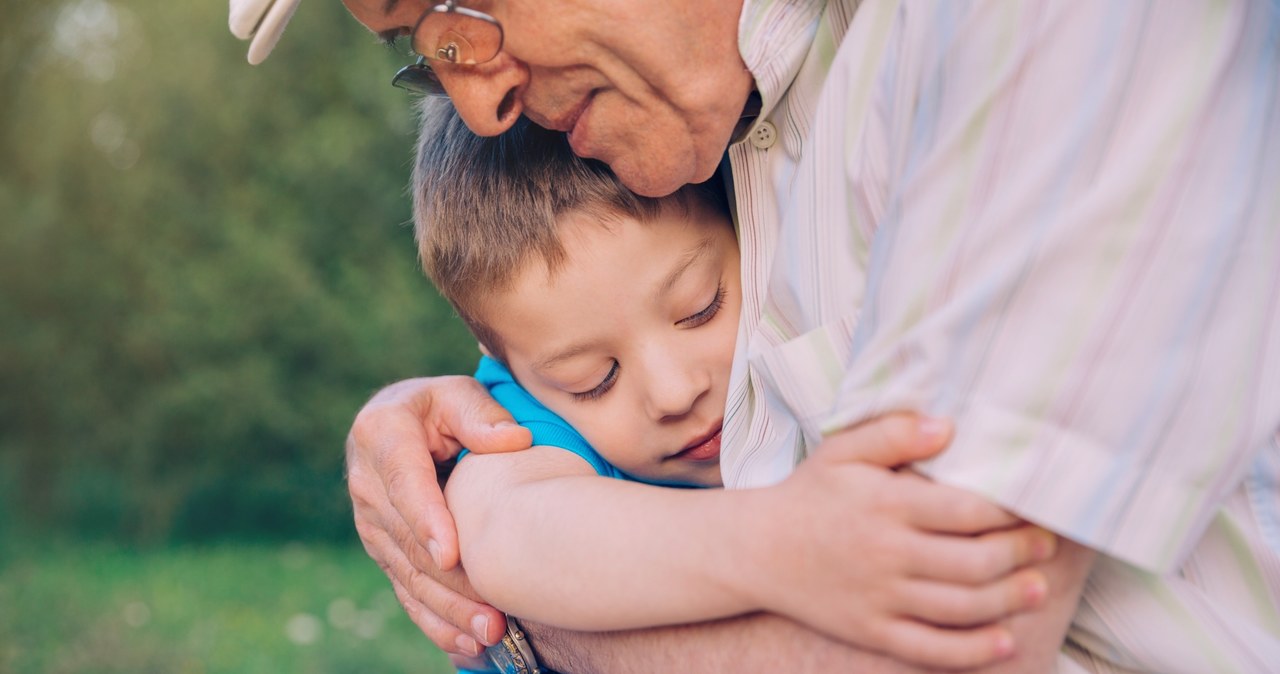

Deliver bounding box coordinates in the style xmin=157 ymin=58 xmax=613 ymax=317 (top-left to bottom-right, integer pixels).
xmin=392 ymin=4 xmax=503 ymax=96
xmin=414 ymin=9 xmax=502 ymax=65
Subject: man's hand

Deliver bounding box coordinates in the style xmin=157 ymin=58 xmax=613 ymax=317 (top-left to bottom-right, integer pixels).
xmin=750 ymin=414 xmax=1057 ymax=669
xmin=345 ymin=375 xmax=531 ymax=655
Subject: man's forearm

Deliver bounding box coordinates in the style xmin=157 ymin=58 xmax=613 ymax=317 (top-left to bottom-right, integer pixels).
xmin=524 ymin=540 xmax=1096 ymax=674
xmin=523 ymin=613 xmax=939 ymax=674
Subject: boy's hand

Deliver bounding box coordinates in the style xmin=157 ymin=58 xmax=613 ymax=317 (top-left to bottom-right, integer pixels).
xmin=752 ymin=414 xmax=1057 ymax=670
xmin=346 ymin=376 xmax=532 ymax=656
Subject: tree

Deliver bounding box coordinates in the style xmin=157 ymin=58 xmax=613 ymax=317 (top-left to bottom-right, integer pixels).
xmin=0 ymin=0 xmax=478 ymax=543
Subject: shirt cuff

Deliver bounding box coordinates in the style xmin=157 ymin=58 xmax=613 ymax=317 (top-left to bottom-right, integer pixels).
xmin=830 ymin=396 xmax=1217 ymax=573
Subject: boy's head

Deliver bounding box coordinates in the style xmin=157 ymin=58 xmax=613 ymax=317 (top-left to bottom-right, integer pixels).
xmin=414 ymin=100 xmax=739 ymax=487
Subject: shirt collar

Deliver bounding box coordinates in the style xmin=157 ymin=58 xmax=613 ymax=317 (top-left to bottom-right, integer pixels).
xmin=735 ymin=0 xmax=829 ymax=128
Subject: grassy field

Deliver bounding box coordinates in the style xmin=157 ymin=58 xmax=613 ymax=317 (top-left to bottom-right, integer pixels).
xmin=0 ymin=542 xmax=457 ymax=674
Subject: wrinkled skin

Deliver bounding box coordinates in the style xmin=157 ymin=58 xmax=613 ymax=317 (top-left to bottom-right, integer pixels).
xmin=342 ymin=0 xmax=753 ymax=197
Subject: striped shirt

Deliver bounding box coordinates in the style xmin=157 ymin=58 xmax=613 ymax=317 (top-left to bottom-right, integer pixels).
xmin=723 ymin=0 xmax=1280 ymax=671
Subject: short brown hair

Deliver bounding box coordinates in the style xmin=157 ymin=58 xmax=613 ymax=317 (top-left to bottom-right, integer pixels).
xmin=412 ymin=99 xmax=726 ymax=359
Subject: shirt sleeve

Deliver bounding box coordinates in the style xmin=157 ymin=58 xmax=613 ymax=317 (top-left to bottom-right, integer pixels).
xmin=821 ymin=0 xmax=1280 ymax=573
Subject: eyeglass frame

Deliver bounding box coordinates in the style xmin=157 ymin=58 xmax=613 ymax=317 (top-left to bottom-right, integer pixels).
xmin=391 ymin=0 xmax=504 ymax=97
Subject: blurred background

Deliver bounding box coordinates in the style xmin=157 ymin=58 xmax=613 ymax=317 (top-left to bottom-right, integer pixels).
xmin=0 ymin=1 xmax=479 ymax=671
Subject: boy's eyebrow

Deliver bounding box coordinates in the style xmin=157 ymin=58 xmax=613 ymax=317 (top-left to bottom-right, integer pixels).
xmin=659 ymin=236 xmax=716 ymax=296
xmin=533 ymin=343 xmax=596 ymax=372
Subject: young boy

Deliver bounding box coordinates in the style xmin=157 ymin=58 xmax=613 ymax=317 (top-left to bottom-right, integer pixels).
xmin=412 ymin=100 xmax=1052 ymax=668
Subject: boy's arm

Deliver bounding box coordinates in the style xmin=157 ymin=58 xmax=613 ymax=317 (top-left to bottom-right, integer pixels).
xmin=445 ymin=446 xmax=765 ymax=629
xmin=446 ymin=417 xmax=1060 ymax=670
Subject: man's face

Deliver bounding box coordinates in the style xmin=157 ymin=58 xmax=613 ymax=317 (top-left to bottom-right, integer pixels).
xmin=479 ymin=199 xmax=741 ymax=487
xmin=343 ymin=0 xmax=754 ymax=197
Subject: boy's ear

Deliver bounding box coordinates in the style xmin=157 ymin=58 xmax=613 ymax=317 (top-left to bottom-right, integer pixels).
xmin=477 ymin=342 xmax=493 ymax=358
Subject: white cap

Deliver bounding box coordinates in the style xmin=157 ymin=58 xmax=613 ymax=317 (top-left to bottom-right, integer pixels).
xmin=229 ymin=0 xmax=303 ymax=65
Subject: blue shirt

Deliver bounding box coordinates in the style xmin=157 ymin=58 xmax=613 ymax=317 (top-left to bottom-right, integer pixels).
xmin=470 ymin=356 xmax=630 ymax=481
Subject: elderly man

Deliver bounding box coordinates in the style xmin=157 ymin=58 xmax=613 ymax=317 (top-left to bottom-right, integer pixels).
xmin=235 ymin=0 xmax=1280 ymax=672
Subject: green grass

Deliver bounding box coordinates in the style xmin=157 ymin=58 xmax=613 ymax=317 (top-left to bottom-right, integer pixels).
xmin=0 ymin=542 xmax=456 ymax=674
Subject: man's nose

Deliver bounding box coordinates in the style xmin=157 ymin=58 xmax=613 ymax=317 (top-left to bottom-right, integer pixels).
xmin=437 ymin=53 xmax=526 ymax=137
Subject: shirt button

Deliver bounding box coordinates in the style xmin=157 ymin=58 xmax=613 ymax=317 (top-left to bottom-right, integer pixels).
xmin=749 ymin=120 xmax=777 ymax=149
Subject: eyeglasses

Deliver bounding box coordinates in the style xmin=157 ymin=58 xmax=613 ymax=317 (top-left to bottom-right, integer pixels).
xmin=391 ymin=1 xmax=504 ymax=97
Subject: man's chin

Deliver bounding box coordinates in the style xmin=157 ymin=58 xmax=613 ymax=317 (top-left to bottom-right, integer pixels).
xmin=609 ymin=153 xmax=704 ymax=198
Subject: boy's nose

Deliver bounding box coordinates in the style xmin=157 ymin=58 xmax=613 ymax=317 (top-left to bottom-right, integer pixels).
xmin=643 ymin=355 xmax=710 ymax=422
xmin=437 ymin=53 xmax=527 ymax=137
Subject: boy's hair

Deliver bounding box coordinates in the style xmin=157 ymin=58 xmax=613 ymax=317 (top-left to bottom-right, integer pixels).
xmin=412 ymin=98 xmax=727 ymax=360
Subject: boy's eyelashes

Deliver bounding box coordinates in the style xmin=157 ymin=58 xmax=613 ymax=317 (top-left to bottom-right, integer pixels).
xmin=677 ymin=282 xmax=727 ymax=329
xmin=568 ymin=282 xmax=727 ymax=404
xmin=572 ymin=360 xmax=620 ymax=402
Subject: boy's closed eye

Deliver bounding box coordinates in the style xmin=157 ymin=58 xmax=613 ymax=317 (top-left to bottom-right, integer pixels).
xmin=572 ymin=360 xmax=620 ymax=402
xmin=677 ymin=282 xmax=727 ymax=329
xmin=569 ymin=280 xmax=728 ymax=403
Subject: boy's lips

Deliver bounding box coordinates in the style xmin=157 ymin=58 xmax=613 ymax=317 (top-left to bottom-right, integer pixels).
xmin=670 ymin=425 xmax=722 ymax=462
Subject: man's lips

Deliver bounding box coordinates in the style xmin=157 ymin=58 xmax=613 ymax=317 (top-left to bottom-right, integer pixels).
xmin=670 ymin=425 xmax=723 ymax=462
xmin=541 ymin=91 xmax=601 ymax=158
xmin=545 ymin=92 xmax=594 ymax=135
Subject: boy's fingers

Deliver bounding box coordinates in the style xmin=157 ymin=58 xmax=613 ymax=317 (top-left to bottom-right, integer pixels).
xmin=905 ymin=525 xmax=1057 ymax=583
xmin=899 ymin=474 xmax=1021 ymax=533
xmin=818 ymin=414 xmax=952 ymax=468
xmin=897 ymin=569 xmax=1049 ymax=627
xmin=879 ymin=619 xmax=1015 ymax=670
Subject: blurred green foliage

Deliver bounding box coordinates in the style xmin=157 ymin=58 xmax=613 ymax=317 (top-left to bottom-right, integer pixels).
xmin=0 ymin=0 xmax=478 ymax=545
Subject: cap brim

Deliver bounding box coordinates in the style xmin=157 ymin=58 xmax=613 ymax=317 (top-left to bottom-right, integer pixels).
xmin=246 ymin=0 xmax=302 ymax=65
xmin=229 ymin=0 xmax=275 ymax=40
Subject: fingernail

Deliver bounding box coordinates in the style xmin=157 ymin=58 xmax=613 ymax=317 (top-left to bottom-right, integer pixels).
xmin=455 ymin=634 xmax=480 ymax=656
xmin=471 ymin=614 xmax=491 ymax=644
xmin=493 ymin=420 xmax=518 ymax=429
xmin=918 ymin=417 xmax=949 ymax=439
xmin=1025 ymin=575 xmax=1048 ymax=605
xmin=427 ymin=539 xmax=443 ymax=568
xmin=994 ymin=630 xmax=1015 ymax=658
